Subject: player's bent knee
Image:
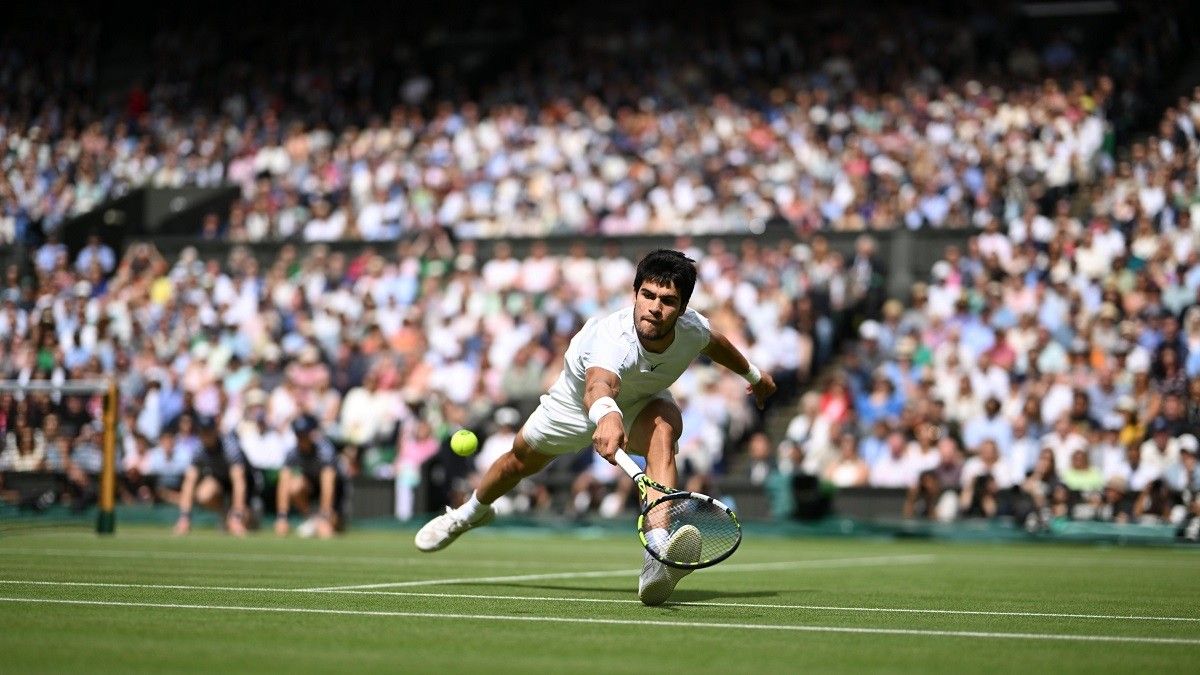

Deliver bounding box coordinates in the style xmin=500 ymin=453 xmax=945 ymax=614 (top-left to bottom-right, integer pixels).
xmin=652 ymin=415 xmax=680 ymax=441
xmin=638 ymin=400 xmax=683 ymax=440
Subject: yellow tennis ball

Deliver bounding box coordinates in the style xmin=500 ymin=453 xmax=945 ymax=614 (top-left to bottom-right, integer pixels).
xmin=450 ymin=429 xmax=478 ymax=456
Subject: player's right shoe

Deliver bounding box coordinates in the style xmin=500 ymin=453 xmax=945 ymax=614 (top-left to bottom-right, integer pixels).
xmin=414 ymin=505 xmax=495 ymax=552
xmin=637 ymin=525 xmax=702 ymax=606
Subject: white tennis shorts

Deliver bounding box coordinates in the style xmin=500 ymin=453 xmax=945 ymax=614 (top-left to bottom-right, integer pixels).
xmin=520 ymin=390 xmax=676 ymax=456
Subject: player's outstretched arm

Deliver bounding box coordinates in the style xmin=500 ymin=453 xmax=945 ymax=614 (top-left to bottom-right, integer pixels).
xmin=584 ymin=367 xmax=624 ymax=463
xmin=701 ymin=330 xmax=777 ymax=409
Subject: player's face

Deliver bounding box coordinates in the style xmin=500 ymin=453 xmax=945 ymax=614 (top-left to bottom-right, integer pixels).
xmin=634 ymin=280 xmax=682 ymax=342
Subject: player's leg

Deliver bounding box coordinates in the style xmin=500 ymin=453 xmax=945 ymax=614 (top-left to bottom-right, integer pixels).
xmin=625 ymin=397 xmax=700 ymax=606
xmin=476 ymin=431 xmax=556 ymax=503
xmin=415 ymin=403 xmax=581 ymax=552
xmin=414 ymin=429 xmax=554 ymax=552
xmin=625 ymin=398 xmax=682 ymax=502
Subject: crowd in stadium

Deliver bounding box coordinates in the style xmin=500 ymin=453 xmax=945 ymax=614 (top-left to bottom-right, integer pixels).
xmin=0 ymin=231 xmax=814 ymax=520
xmin=0 ymin=4 xmax=1189 ymax=244
xmin=1 ymin=3 xmax=1199 ymax=534
xmin=770 ymin=83 xmax=1200 ymax=529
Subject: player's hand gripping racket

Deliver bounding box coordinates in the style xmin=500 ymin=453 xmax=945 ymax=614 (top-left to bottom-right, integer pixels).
xmin=613 ymin=449 xmax=742 ymax=569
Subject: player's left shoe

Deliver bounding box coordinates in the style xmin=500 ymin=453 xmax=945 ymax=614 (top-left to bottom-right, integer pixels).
xmin=414 ymin=504 xmax=495 ymax=552
xmin=637 ymin=524 xmax=702 ymax=606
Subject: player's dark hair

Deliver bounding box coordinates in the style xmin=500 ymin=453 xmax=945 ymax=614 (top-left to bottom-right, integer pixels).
xmin=634 ymin=249 xmax=697 ymax=309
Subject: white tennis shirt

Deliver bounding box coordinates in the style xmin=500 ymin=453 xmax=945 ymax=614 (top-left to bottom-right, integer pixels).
xmin=546 ymin=306 xmax=713 ymax=412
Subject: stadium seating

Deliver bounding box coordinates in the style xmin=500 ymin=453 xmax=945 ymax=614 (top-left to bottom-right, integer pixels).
xmin=1 ymin=2 xmax=1198 ymax=533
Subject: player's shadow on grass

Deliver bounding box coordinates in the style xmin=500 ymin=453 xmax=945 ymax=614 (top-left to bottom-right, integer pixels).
xmin=494 ymin=583 xmax=782 ymax=602
xmin=668 ymin=589 xmax=782 ymax=602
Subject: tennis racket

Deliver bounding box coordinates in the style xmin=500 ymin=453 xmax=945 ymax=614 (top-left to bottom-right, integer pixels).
xmin=612 ymin=448 xmax=742 ymax=569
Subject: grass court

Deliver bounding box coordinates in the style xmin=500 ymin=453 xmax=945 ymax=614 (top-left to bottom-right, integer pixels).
xmin=0 ymin=525 xmax=1197 ymax=673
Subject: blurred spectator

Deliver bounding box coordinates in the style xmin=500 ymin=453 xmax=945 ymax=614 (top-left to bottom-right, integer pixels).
xmin=144 ymin=427 xmax=192 ymax=504
xmin=823 ymin=431 xmax=870 ymax=487
xmin=869 ymin=431 xmax=921 ymax=488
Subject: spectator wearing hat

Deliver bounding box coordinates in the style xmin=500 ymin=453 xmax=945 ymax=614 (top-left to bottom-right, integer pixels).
xmin=276 ymin=414 xmax=344 ymax=538
xmin=1114 ymin=396 xmax=1145 ymax=448
xmin=174 ymin=415 xmax=251 ymax=536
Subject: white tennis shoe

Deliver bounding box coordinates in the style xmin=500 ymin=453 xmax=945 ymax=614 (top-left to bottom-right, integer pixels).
xmin=414 ymin=505 xmax=495 ymax=552
xmin=637 ymin=525 xmax=702 ymax=606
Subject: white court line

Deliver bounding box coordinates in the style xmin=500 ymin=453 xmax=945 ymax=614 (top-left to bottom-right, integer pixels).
xmin=299 ymin=553 xmax=937 ymax=591
xmin=2 ymin=579 xmax=1197 ymax=623
xmin=1 ymin=596 xmax=1196 ymax=646
xmin=0 ymin=547 xmax=600 ymax=569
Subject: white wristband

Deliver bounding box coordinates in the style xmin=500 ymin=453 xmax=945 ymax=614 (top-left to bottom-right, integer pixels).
xmin=741 ymin=363 xmax=762 ymax=385
xmin=588 ymin=396 xmax=622 ymax=425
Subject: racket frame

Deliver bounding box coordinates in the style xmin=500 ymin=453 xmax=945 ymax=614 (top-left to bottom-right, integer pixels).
xmin=613 ymin=449 xmax=743 ymax=569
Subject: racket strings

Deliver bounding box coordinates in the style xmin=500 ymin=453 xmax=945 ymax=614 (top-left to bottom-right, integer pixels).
xmin=642 ymin=497 xmax=740 ymax=564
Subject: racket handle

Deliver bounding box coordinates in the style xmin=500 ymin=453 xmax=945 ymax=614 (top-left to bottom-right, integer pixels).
xmin=612 ymin=449 xmax=644 ymax=479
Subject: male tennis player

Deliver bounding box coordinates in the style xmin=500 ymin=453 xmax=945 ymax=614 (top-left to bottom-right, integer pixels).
xmin=415 ymin=249 xmax=776 ymax=605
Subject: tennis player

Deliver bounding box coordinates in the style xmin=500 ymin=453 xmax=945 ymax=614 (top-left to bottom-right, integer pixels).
xmin=415 ymin=249 xmax=776 ymax=605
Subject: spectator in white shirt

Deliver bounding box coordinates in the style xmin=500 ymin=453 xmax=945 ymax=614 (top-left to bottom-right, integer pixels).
xmin=1007 ymin=202 xmax=1054 ymax=246
xmin=481 ymin=242 xmax=521 ymax=291
xmin=962 ymin=398 xmax=1014 ymax=456
xmin=870 ymin=431 xmax=921 ymax=488
xmin=961 ymin=440 xmax=1017 ymax=491
xmin=1105 ymin=443 xmax=1161 ymax=492
xmin=1138 ymin=418 xmax=1181 ymax=472
xmin=519 ymin=242 xmax=559 ymax=295
xmin=236 ymin=389 xmax=290 ymax=470
xmin=303 ymin=200 xmax=347 ymax=241
xmin=1041 ymin=415 xmax=1089 ymax=471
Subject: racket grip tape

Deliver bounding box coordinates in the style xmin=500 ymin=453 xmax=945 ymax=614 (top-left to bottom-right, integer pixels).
xmin=612 ymin=449 xmax=644 ymax=479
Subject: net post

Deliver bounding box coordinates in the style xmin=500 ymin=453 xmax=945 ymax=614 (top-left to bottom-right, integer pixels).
xmin=96 ymin=377 xmax=118 ymax=535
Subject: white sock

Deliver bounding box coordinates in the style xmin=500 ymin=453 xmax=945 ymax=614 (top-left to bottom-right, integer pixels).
xmin=645 ymin=527 xmax=670 ymax=552
xmin=456 ymin=492 xmax=488 ymax=522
